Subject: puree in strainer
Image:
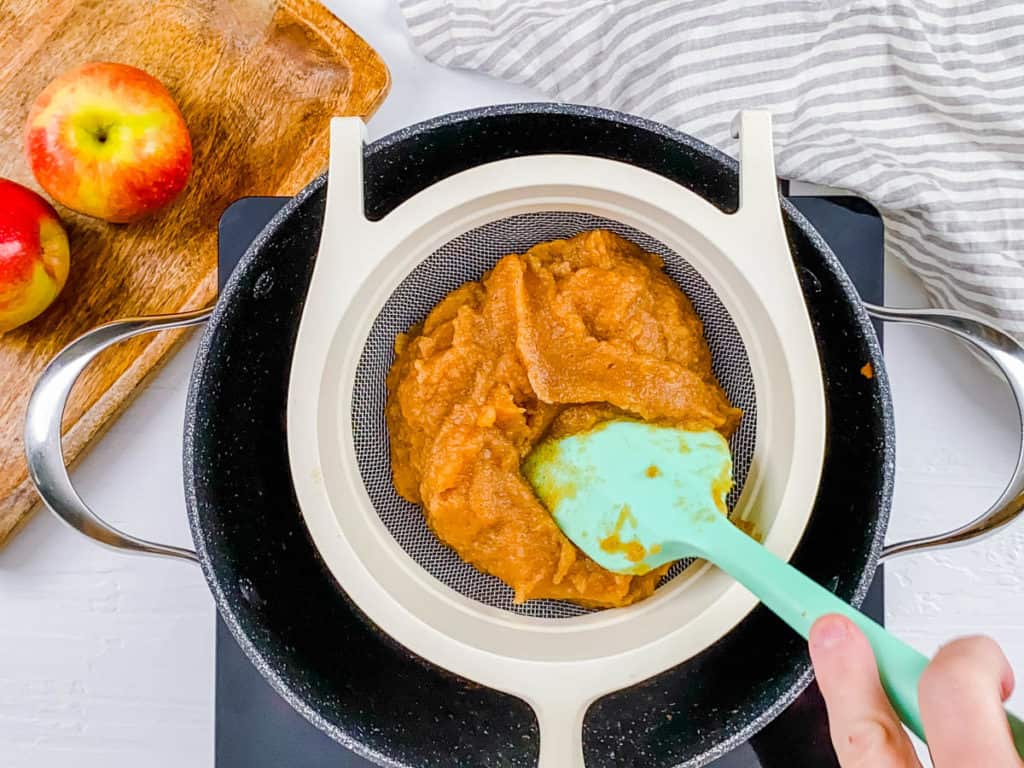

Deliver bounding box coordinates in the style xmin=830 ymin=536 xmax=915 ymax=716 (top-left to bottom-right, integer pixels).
xmin=386 ymin=230 xmax=740 ymax=607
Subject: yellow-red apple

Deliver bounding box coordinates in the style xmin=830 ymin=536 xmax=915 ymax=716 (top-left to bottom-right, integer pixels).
xmin=25 ymin=62 xmax=192 ymax=223
xmin=0 ymin=178 xmax=70 ymax=333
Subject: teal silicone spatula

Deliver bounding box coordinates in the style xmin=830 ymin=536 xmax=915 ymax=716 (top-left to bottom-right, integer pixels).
xmin=523 ymin=420 xmax=1024 ymax=755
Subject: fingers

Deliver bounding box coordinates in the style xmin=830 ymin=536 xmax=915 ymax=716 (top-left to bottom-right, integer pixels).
xmin=810 ymin=614 xmax=921 ymax=768
xmin=920 ymin=636 xmax=1023 ymax=768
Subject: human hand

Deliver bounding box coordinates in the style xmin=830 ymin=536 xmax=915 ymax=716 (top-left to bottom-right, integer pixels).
xmin=809 ymin=614 xmax=1022 ymax=767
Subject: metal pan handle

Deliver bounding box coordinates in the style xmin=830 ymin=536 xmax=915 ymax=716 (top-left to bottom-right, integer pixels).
xmin=24 ymin=308 xmax=213 ymax=563
xmin=27 ymin=303 xmax=1023 ymax=564
xmin=865 ymin=303 xmax=1024 ymax=561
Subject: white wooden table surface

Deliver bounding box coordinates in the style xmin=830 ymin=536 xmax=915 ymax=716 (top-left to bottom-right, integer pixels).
xmin=1 ymin=2 xmax=1021 ymax=766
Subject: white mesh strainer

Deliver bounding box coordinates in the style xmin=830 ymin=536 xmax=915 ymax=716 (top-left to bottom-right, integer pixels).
xmin=288 ymin=111 xmax=825 ymax=766
xmin=353 ymin=210 xmax=758 ymax=619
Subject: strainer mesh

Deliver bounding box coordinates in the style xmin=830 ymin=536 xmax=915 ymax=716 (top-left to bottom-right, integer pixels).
xmin=352 ymin=213 xmax=756 ymax=619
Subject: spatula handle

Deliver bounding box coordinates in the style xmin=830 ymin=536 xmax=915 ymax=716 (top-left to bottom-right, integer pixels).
xmin=704 ymin=520 xmax=1024 ymax=756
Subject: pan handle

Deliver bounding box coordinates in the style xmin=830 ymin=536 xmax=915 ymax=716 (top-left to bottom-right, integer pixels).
xmin=865 ymin=303 xmax=1024 ymax=561
xmin=24 ymin=307 xmax=214 ymax=563
xmin=27 ymin=303 xmax=1022 ymax=564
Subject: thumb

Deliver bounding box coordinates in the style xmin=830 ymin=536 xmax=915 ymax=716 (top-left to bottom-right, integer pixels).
xmin=919 ymin=636 xmax=1023 ymax=767
xmin=809 ymin=614 xmax=920 ymax=768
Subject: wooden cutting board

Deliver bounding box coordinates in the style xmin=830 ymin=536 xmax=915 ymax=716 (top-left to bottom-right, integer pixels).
xmin=0 ymin=0 xmax=389 ymax=546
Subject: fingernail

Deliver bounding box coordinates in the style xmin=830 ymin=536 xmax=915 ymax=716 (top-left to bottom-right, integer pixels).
xmin=1001 ymin=667 xmax=1015 ymax=700
xmin=811 ymin=616 xmax=849 ymax=650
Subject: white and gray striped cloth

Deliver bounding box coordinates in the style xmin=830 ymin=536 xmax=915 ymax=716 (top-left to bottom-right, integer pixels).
xmin=399 ymin=0 xmax=1024 ymax=337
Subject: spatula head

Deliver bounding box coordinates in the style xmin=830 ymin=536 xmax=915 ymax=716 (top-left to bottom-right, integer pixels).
xmin=523 ymin=421 xmax=733 ymax=574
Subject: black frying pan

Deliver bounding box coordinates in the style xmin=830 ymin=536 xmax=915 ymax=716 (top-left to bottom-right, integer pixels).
xmin=26 ymin=105 xmax=1024 ymax=767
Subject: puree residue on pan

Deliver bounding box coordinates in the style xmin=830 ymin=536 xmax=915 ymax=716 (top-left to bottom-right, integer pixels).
xmin=386 ymin=230 xmax=740 ymax=608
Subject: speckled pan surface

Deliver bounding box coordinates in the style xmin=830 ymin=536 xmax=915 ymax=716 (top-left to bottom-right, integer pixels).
xmin=183 ymin=104 xmax=894 ymax=767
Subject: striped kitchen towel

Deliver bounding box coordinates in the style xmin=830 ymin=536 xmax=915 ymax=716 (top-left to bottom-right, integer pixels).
xmin=399 ymin=0 xmax=1024 ymax=338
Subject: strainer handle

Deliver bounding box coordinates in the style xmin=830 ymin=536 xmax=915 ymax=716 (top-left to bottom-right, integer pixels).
xmin=24 ymin=308 xmax=213 ymax=563
xmin=865 ymin=303 xmax=1024 ymax=561
xmin=532 ymin=698 xmax=587 ymax=768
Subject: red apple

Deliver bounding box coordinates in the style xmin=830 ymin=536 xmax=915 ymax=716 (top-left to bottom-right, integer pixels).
xmin=0 ymin=179 xmax=71 ymax=333
xmin=25 ymin=62 xmax=192 ymax=223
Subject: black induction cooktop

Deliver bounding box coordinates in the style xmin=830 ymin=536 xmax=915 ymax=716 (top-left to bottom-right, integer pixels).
xmin=214 ymin=192 xmax=885 ymax=768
